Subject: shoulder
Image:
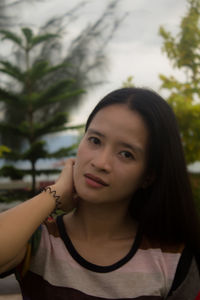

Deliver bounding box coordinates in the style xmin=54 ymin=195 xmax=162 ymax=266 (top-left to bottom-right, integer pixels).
xmin=15 ymin=215 xmax=63 ymax=280
xmin=139 ymin=235 xmax=200 ymax=298
xmin=43 ymin=216 xmax=60 ymax=237
xmin=139 ymin=234 xmax=185 ymax=261
xmin=166 ymin=246 xmax=200 ymax=299
xmin=32 ymin=215 xmax=62 ymax=252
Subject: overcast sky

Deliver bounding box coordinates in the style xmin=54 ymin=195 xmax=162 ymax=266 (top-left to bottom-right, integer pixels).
xmin=3 ymin=0 xmax=199 ymax=172
xmin=14 ymin=0 xmax=188 ymax=124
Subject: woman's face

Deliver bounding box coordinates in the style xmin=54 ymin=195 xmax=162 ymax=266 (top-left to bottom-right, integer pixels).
xmin=73 ymin=104 xmax=149 ymax=206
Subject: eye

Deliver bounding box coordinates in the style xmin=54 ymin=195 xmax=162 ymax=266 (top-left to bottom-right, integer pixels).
xmin=120 ymin=151 xmax=134 ymax=160
xmin=88 ymin=136 xmax=101 ymax=145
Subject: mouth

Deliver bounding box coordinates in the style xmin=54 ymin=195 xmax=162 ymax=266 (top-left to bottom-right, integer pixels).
xmin=84 ymin=173 xmax=109 ymax=187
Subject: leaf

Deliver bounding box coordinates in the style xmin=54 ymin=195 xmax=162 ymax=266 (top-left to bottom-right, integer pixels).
xmin=0 ymin=145 xmax=11 ymax=158
xmin=33 ymin=79 xmax=78 ymax=109
xmin=23 ymin=141 xmax=48 ymax=161
xmin=0 ymin=165 xmax=24 ymax=180
xmin=34 ymin=112 xmax=68 ymax=138
xmin=31 ymin=33 xmax=59 ymax=48
xmin=22 ymin=27 xmax=33 ymax=44
xmin=63 ymin=124 xmax=85 ymax=131
xmin=0 ymin=87 xmax=21 ymax=104
xmin=48 ymin=143 xmax=78 ymax=158
xmin=0 ymin=29 xmax=22 ymax=47
xmin=28 ymin=60 xmax=49 ymax=82
xmin=0 ymin=60 xmax=25 ymax=82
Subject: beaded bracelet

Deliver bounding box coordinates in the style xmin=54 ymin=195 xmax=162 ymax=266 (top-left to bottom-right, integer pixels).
xmin=43 ymin=186 xmax=62 ymax=215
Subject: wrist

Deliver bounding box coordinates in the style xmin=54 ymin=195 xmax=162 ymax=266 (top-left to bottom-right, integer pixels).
xmin=42 ymin=186 xmax=62 ymax=215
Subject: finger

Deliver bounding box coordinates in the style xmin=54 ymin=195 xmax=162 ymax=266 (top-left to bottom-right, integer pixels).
xmin=63 ymin=158 xmax=76 ymax=168
xmin=53 ymin=160 xmax=66 ymax=167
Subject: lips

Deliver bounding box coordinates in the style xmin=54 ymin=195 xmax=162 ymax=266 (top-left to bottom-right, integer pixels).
xmin=84 ymin=173 xmax=109 ymax=186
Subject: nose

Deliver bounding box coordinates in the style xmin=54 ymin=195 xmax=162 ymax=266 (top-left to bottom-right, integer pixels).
xmin=91 ymin=148 xmax=112 ymax=173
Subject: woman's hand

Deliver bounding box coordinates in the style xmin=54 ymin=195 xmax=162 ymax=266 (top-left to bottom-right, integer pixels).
xmin=50 ymin=158 xmax=78 ymax=212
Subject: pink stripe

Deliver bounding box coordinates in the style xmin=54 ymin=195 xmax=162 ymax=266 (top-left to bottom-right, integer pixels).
xmin=40 ymin=225 xmax=82 ymax=269
xmin=40 ymin=225 xmax=181 ymax=278
xmin=119 ymin=248 xmax=180 ymax=279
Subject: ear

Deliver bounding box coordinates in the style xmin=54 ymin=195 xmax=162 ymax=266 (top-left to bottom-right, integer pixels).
xmin=142 ymin=173 xmax=155 ymax=189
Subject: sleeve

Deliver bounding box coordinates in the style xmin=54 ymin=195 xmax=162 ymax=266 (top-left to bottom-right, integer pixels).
xmin=166 ymin=247 xmax=200 ymax=300
xmin=15 ymin=225 xmax=42 ymax=281
xmin=0 ymin=225 xmax=42 ymax=280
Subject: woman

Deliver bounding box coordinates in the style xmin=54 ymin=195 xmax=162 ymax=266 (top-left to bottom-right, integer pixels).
xmin=0 ymin=87 xmax=200 ymax=299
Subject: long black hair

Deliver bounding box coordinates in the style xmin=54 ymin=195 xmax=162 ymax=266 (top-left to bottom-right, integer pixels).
xmin=85 ymin=87 xmax=200 ymax=253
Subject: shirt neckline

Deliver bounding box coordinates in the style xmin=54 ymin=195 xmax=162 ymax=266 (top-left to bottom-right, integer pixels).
xmin=57 ymin=214 xmax=142 ymax=273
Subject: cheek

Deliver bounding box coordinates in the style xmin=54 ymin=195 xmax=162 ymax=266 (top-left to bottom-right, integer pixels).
xmin=73 ymin=142 xmax=89 ymax=182
xmin=76 ymin=138 xmax=93 ymax=165
xmin=120 ymin=167 xmax=146 ymax=191
xmin=75 ymin=143 xmax=86 ymax=168
xmin=73 ymin=159 xmax=83 ymax=195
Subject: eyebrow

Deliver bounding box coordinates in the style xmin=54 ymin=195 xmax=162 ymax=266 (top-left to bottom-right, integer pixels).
xmin=87 ymin=128 xmax=144 ymax=155
xmin=87 ymin=128 xmax=105 ymax=138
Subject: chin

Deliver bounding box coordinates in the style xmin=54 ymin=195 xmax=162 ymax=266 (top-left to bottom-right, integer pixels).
xmin=76 ymin=189 xmax=98 ymax=203
xmin=76 ymin=188 xmax=105 ymax=205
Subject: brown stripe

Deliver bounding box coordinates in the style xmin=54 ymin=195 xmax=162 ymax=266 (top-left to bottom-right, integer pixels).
xmin=44 ymin=218 xmax=60 ymax=237
xmin=140 ymin=236 xmax=184 ymax=253
xmin=20 ymin=271 xmax=163 ymax=300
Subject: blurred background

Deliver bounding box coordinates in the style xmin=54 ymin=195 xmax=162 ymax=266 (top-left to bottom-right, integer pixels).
xmin=0 ymin=0 xmax=200 ymax=216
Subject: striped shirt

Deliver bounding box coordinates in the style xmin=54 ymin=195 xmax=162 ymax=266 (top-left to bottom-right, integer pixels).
xmin=16 ymin=214 xmax=200 ymax=300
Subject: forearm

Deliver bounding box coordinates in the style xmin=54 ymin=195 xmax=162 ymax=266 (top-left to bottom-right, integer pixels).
xmin=0 ymin=189 xmax=55 ymax=268
xmin=0 ymin=158 xmax=76 ymax=270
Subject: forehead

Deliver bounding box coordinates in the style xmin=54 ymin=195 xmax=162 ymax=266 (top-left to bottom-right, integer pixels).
xmin=87 ymin=104 xmax=148 ymax=149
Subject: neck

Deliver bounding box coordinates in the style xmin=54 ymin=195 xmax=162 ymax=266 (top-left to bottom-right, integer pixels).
xmin=69 ymin=199 xmax=136 ymax=242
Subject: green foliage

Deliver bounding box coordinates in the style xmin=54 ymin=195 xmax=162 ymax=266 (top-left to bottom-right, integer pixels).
xmin=0 ymin=29 xmax=22 ymax=46
xmin=0 ymin=190 xmax=30 ymax=203
xmin=159 ymin=0 xmax=200 ymax=164
xmin=159 ymin=0 xmax=200 ymax=74
xmin=122 ymin=76 xmax=135 ymax=88
xmin=0 ymin=145 xmax=11 ymax=157
xmin=0 ymin=28 xmax=58 ymax=50
xmin=0 ymin=165 xmax=24 ymax=180
xmin=167 ymin=93 xmax=200 ymax=163
xmin=190 ymin=173 xmax=200 ymax=214
xmin=0 ymin=27 xmax=83 ymax=193
xmin=0 ymin=60 xmax=25 ymax=81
